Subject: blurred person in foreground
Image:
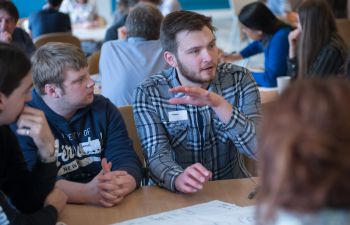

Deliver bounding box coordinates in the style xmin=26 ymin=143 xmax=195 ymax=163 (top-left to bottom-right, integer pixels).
xmin=0 ymin=43 xmax=66 ymax=225
xmin=257 ymin=78 xmax=350 ymax=225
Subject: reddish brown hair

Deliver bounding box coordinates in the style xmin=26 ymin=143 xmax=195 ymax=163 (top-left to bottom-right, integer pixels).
xmin=257 ymin=78 xmax=350 ymax=223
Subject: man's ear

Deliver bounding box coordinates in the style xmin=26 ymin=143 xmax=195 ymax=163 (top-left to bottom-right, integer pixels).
xmin=164 ymin=51 xmax=178 ymax=68
xmin=44 ymin=84 xmax=59 ymax=97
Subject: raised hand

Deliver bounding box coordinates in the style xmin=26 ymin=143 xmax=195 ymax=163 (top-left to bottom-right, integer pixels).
xmin=0 ymin=31 xmax=12 ymax=43
xmin=288 ymin=28 xmax=301 ymax=58
xmin=16 ymin=106 xmax=55 ymax=162
xmin=169 ymin=86 xmax=233 ymax=123
xmin=175 ymin=163 xmax=212 ymax=193
xmin=169 ymin=86 xmax=222 ymax=107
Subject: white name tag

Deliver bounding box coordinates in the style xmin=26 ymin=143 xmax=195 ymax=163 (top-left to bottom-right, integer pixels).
xmin=168 ymin=110 xmax=188 ymax=122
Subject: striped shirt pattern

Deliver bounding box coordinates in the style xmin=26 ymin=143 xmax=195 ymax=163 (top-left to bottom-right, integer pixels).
xmin=133 ymin=63 xmax=261 ymax=191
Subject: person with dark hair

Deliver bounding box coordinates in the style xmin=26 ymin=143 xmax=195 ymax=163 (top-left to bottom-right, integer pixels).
xmin=222 ymin=2 xmax=291 ymax=87
xmin=14 ymin=42 xmax=142 ymax=207
xmin=133 ymin=10 xmax=260 ymax=193
xmin=0 ymin=43 xmax=67 ymax=224
xmin=101 ymin=2 xmax=168 ymax=106
xmin=326 ymin=0 xmax=347 ymax=18
xmin=257 ymin=78 xmax=350 ymax=225
xmin=29 ymin=0 xmax=71 ymax=39
xmin=0 ymin=1 xmax=35 ymax=55
xmin=287 ymin=0 xmax=347 ymax=79
xmin=104 ymin=0 xmax=139 ymax=42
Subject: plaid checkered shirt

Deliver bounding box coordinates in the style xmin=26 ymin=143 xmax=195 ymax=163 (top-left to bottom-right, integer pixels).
xmin=133 ymin=63 xmax=261 ymax=191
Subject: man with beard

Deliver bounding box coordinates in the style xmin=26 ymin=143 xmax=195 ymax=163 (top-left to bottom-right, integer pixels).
xmin=133 ymin=10 xmax=261 ymax=193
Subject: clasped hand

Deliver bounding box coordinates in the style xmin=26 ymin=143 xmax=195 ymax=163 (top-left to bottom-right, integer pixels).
xmin=88 ymin=158 xmax=136 ymax=207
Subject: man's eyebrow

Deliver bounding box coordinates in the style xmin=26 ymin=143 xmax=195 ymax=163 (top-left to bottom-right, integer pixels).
xmin=71 ymin=73 xmax=87 ymax=83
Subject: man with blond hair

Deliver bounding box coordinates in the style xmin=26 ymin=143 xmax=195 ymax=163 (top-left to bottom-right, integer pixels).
xmin=14 ymin=42 xmax=142 ymax=207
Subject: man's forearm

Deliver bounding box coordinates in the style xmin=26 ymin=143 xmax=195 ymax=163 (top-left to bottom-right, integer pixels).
xmin=55 ymin=180 xmax=93 ymax=204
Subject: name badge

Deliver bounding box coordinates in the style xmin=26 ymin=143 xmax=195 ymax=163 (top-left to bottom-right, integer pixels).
xmin=168 ymin=110 xmax=188 ymax=122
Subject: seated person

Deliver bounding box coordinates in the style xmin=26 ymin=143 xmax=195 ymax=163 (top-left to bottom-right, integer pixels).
xmin=29 ymin=0 xmax=71 ymax=39
xmin=0 ymin=43 xmax=66 ymax=225
xmin=133 ymin=11 xmax=260 ymax=193
xmin=0 ymin=1 xmax=35 ymax=55
xmin=257 ymin=78 xmax=350 ymax=224
xmin=104 ymin=0 xmax=139 ymax=42
xmin=100 ymin=3 xmax=169 ymax=106
xmin=222 ymin=2 xmax=291 ymax=87
xmin=288 ymin=0 xmax=347 ymax=79
xmin=59 ymin=0 xmax=99 ymax=28
xmin=14 ymin=42 xmax=143 ymax=207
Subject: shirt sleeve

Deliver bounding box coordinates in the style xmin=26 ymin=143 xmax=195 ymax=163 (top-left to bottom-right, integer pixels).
xmin=133 ymin=87 xmax=184 ymax=191
xmin=103 ymin=99 xmax=143 ymax=187
xmin=240 ymin=41 xmax=264 ymax=59
xmin=309 ymin=44 xmax=345 ymax=76
xmin=2 ymin=127 xmax=56 ymax=214
xmin=214 ymin=69 xmax=261 ymax=160
xmin=252 ymin=30 xmax=290 ymax=87
xmin=0 ymin=192 xmax=57 ymax=225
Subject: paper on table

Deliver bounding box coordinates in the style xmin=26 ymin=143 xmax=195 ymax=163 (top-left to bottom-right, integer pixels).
xmin=111 ymin=200 xmax=256 ymax=225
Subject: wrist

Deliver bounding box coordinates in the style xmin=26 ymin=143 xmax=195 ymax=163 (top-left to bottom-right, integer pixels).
xmin=39 ymin=139 xmax=58 ymax=163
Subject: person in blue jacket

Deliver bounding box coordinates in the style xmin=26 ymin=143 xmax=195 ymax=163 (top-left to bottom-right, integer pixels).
xmin=13 ymin=42 xmax=143 ymax=208
xmin=29 ymin=0 xmax=72 ymax=39
xmin=222 ymin=2 xmax=291 ymax=87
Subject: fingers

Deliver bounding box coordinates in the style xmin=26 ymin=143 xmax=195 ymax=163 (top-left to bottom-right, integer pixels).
xmin=175 ymin=163 xmax=212 ymax=193
xmin=168 ymin=87 xmax=211 ymax=106
xmin=0 ymin=31 xmax=12 ymax=42
xmin=169 ymin=86 xmax=209 ymax=97
xmin=101 ymin=158 xmax=112 ymax=174
xmin=16 ymin=106 xmax=55 ymax=160
xmin=99 ymin=195 xmax=124 ymax=207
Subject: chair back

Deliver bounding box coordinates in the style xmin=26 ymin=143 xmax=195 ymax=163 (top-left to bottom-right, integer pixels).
xmin=336 ymin=19 xmax=350 ymax=48
xmin=118 ymin=105 xmax=144 ymax=164
xmin=88 ymin=50 xmax=100 ymax=75
xmin=34 ymin=32 xmax=81 ymax=49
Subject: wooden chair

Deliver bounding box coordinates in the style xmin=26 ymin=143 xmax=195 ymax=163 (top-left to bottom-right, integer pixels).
xmin=87 ymin=50 xmax=100 ymax=75
xmin=34 ymin=32 xmax=81 ymax=49
xmin=336 ymin=19 xmax=350 ymax=48
xmin=118 ymin=105 xmax=149 ymax=185
xmin=118 ymin=105 xmax=144 ymax=165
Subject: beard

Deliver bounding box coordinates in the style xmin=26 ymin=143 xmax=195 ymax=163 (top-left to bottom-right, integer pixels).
xmin=176 ymin=58 xmax=217 ymax=84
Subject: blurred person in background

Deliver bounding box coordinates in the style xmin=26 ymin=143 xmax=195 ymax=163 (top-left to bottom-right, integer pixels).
xmin=287 ymin=0 xmax=347 ymax=79
xmin=0 ymin=1 xmax=35 ymax=55
xmin=29 ymin=0 xmax=71 ymax=39
xmin=222 ymin=2 xmax=291 ymax=87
